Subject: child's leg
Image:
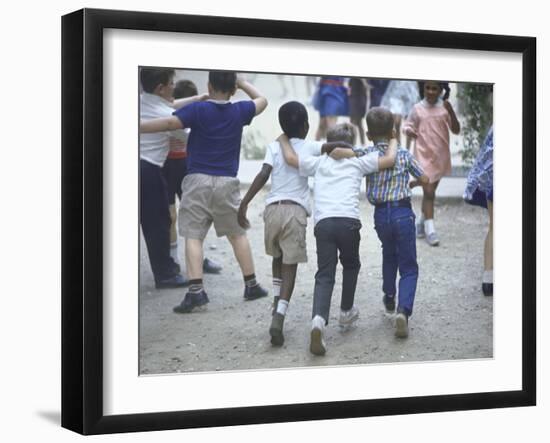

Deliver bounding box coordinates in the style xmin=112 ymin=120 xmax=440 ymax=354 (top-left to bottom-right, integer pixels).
xmin=394 ymin=210 xmax=419 ymax=317
xmin=312 ymin=219 xmax=338 ymax=324
xmin=272 ymin=256 xmax=283 ymax=311
xmin=374 ymin=218 xmax=399 ymax=298
xmin=185 ymin=238 xmax=204 ymax=280
xmin=422 ymin=181 xmax=440 ymax=245
xmin=227 ymin=233 xmax=255 ymax=276
xmin=482 ymin=200 xmax=493 ymax=295
xmin=351 ymin=116 xmax=365 ymax=146
xmin=336 ymin=218 xmax=362 ymax=312
xmin=484 ymin=200 xmax=493 ymax=272
xmin=421 ymin=181 xmax=439 ymax=220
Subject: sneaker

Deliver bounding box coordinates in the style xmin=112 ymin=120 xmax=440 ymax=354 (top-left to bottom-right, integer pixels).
xmin=310 ymin=316 xmax=327 ymax=356
xmin=382 ymin=294 xmax=396 ymax=313
xmin=244 ymin=284 xmax=269 ymax=301
xmin=426 ymin=231 xmax=440 ymax=246
xmin=269 ymin=313 xmax=285 ymax=346
xmin=482 ymin=282 xmax=493 ymax=296
xmin=155 ymin=274 xmax=189 ymax=289
xmin=416 ymin=220 xmax=425 ymax=238
xmin=173 ymin=290 xmax=209 ymax=314
xmin=338 ymin=306 xmax=359 ymax=329
xmin=395 ymin=311 xmax=409 ymax=338
xmin=203 ymin=257 xmax=222 ymax=274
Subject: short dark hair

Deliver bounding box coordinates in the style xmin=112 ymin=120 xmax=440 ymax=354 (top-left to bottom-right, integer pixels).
xmin=173 ymin=79 xmax=198 ymax=99
xmin=326 ymin=123 xmax=356 ymax=145
xmin=418 ymin=80 xmax=450 ymax=100
xmin=140 ymin=67 xmax=175 ymax=93
xmin=366 ymin=107 xmax=394 ymax=138
xmin=278 ymin=101 xmax=308 ymax=138
xmin=208 ymin=71 xmax=237 ymax=93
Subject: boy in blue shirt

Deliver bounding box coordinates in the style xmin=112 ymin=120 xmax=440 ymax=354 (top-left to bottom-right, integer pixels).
xmin=364 ymin=107 xmax=428 ymax=338
xmin=140 ymin=71 xmax=269 ymax=313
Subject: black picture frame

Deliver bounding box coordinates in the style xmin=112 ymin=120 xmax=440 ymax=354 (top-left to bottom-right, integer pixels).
xmin=61 ymin=8 xmax=536 ymax=435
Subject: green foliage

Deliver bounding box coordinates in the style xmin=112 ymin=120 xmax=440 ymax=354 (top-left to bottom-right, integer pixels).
xmin=457 ymin=84 xmax=493 ymax=166
xmin=241 ymin=128 xmax=266 ymax=160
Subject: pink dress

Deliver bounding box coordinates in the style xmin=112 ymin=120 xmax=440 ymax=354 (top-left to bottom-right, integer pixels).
xmin=404 ymin=99 xmax=452 ymax=182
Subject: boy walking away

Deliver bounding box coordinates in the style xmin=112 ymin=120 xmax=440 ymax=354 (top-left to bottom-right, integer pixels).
xmin=364 ymin=107 xmax=429 ymax=338
xmin=279 ymin=123 xmax=397 ymax=356
xmin=238 ymin=102 xmax=354 ymax=346
xmin=139 ymin=68 xmax=208 ymax=289
xmin=140 ymin=72 xmax=269 ymax=313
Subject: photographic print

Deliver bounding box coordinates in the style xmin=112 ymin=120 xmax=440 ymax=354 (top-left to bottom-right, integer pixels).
xmin=62 ymin=8 xmax=534 ymax=434
xmin=138 ymin=68 xmax=494 ymax=375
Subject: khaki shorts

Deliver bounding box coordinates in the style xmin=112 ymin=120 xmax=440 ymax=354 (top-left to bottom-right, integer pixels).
xmin=263 ymin=203 xmax=308 ymax=264
xmin=178 ymin=173 xmax=246 ymax=240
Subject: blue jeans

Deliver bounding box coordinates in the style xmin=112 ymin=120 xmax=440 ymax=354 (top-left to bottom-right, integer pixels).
xmin=374 ymin=205 xmax=418 ymax=316
xmin=312 ymin=217 xmax=362 ymax=324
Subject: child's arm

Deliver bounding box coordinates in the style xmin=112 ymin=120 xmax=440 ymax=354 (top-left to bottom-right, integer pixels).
xmin=277 ymin=134 xmax=299 ymax=168
xmin=443 ymin=100 xmax=461 ymax=134
xmin=377 ymin=137 xmax=398 ymax=170
xmin=171 ymin=93 xmax=209 ymax=110
xmin=140 ymin=116 xmax=183 ymax=133
xmin=238 ymin=164 xmax=273 ymax=229
xmin=237 ymin=78 xmax=268 ymax=116
xmin=406 ymin=151 xmax=429 ymax=187
xmin=403 ymin=107 xmax=419 ymax=140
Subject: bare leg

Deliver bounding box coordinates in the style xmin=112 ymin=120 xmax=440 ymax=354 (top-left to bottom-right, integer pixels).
xmin=168 ymin=204 xmax=177 ymax=243
xmin=185 ymin=238 xmax=204 ymax=280
xmin=280 ymin=263 xmax=298 ymax=302
xmin=315 ymin=116 xmax=338 ymax=141
xmin=421 ymin=181 xmax=439 ymax=220
xmin=272 ymin=256 xmax=282 ymax=280
xmin=227 ymin=234 xmax=255 ymax=276
xmin=484 ymin=201 xmax=493 ymax=271
xmin=393 ymin=114 xmax=402 ymax=146
xmin=351 ymin=116 xmax=365 ymax=146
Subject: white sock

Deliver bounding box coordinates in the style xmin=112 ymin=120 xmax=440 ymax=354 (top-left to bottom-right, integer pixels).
xmin=483 ymin=270 xmax=493 ymax=284
xmin=424 ymin=219 xmax=435 ymax=235
xmin=169 ymin=241 xmax=180 ymax=266
xmin=312 ymin=315 xmax=325 ymax=330
xmin=272 ymin=278 xmax=282 ymax=299
xmin=276 ymin=299 xmax=289 ymax=316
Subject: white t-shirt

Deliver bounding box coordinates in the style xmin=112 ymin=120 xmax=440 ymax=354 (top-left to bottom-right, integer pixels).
xmin=263 ymin=138 xmax=323 ymax=216
xmin=140 ymin=92 xmax=187 ymax=166
xmin=299 ymin=152 xmax=379 ymax=225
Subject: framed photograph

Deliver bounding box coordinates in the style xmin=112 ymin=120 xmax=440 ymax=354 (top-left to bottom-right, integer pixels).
xmin=61 ymin=8 xmax=536 ymax=435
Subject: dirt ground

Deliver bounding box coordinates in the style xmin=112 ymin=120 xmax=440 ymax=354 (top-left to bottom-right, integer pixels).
xmin=139 ymin=192 xmax=493 ymax=375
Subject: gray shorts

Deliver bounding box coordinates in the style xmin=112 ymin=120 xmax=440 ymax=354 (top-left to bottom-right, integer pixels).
xmin=263 ymin=203 xmax=308 ymax=264
xmin=178 ymin=173 xmax=246 ymax=240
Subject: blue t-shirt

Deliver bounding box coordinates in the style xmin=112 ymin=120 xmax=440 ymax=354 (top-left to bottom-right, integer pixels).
xmin=173 ymin=100 xmax=256 ymax=177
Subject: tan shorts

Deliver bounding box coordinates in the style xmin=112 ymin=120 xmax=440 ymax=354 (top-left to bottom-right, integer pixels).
xmin=178 ymin=173 xmax=246 ymax=240
xmin=263 ymin=203 xmax=308 ymax=264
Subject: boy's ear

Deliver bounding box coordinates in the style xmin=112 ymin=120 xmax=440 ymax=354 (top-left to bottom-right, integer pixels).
xmin=366 ymin=131 xmax=373 ymax=141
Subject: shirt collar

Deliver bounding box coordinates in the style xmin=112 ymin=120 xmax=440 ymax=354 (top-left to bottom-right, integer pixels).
xmin=207 ymin=99 xmax=230 ymax=104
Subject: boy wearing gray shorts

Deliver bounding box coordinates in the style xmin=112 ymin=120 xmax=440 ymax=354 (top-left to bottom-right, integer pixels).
xmin=140 ymin=71 xmax=269 ymax=313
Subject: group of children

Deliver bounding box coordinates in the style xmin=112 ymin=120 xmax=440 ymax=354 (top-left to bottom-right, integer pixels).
xmin=139 ymin=70 xmax=462 ymax=356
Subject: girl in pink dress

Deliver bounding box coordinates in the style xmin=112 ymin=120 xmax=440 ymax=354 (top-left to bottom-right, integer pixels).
xmin=404 ymin=81 xmax=460 ymax=246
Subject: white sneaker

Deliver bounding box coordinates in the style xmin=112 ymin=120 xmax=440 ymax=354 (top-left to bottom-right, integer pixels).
xmin=426 ymin=231 xmax=440 ymax=246
xmin=339 ymin=306 xmax=359 ymax=329
xmin=310 ymin=315 xmax=327 ymax=356
xmin=395 ymin=312 xmax=409 ymax=338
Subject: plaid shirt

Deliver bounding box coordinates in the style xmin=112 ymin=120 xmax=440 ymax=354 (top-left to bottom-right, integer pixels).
xmin=363 ymin=142 xmax=424 ymax=205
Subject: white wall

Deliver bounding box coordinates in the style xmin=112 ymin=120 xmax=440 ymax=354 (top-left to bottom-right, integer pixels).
xmin=0 ymin=1 xmax=545 ymax=442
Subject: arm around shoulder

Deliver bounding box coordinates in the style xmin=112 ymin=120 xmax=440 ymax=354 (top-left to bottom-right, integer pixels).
xmin=140 ymin=116 xmax=183 ymax=133
xmin=377 ymin=138 xmax=398 ymax=170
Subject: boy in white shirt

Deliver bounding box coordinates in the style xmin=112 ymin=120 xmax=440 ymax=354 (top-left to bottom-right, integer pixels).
xmin=279 ymin=123 xmax=397 ymax=355
xmin=238 ymin=102 xmax=353 ymax=346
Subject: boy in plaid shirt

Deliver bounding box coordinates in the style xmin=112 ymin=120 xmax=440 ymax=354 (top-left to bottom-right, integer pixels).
xmin=364 ymin=107 xmax=428 ymax=338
